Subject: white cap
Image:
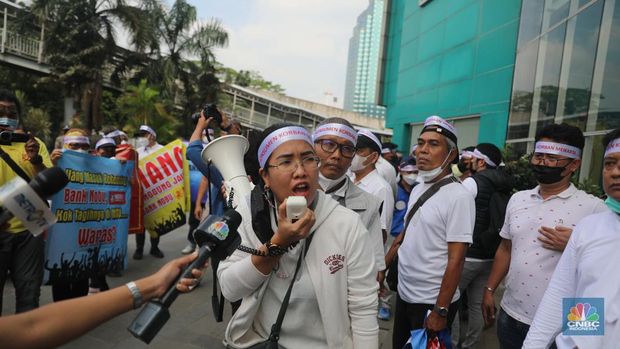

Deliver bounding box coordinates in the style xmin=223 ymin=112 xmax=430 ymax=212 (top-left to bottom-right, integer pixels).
xmin=96 ymin=137 xmax=116 ymax=149
xmin=139 ymin=125 xmax=156 ymax=137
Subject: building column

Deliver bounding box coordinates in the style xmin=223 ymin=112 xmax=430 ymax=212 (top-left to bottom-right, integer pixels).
xmin=64 ymin=97 xmax=76 ymax=126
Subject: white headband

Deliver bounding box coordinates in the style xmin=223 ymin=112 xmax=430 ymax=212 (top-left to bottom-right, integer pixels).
xmin=105 ymin=130 xmax=122 ymax=138
xmin=473 ymin=148 xmax=498 ymax=167
xmin=258 ymin=126 xmax=313 ymax=168
xmin=534 ymin=141 xmax=581 ymax=159
xmin=400 ymin=164 xmax=417 ymax=172
xmin=312 ymin=123 xmax=357 ymax=145
xmin=96 ymin=137 xmax=116 ymax=149
xmin=461 ymin=150 xmax=474 ymax=159
xmin=604 ymin=138 xmax=620 ymax=157
xmin=64 ymin=135 xmax=90 ymax=145
xmin=357 ymin=129 xmax=382 ymax=151
xmin=424 ymin=115 xmax=458 ymax=138
xmin=139 ymin=125 xmax=156 ymax=137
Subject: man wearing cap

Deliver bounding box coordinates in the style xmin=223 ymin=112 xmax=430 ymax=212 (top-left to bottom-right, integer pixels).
xmin=452 ymin=143 xmax=514 ymax=349
xmin=350 ymin=129 xmax=395 ymax=320
xmin=351 ymin=129 xmax=395 ymax=242
xmin=134 ymin=125 xmax=165 ymax=259
xmin=523 ymin=128 xmax=620 ymax=348
xmin=386 ymin=115 xmax=475 ymax=349
xmin=482 ymin=123 xmax=607 ymax=349
xmin=95 ymin=138 xmax=116 ymax=158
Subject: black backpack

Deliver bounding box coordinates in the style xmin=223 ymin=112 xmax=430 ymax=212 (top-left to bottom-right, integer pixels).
xmin=479 ymin=190 xmax=511 ymax=255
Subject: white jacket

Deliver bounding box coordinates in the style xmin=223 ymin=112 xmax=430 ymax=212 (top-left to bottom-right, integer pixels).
xmin=218 ymin=191 xmax=379 ymax=348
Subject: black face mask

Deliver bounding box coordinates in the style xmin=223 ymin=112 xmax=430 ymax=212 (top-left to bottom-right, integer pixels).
xmin=530 ymin=164 xmax=566 ymax=184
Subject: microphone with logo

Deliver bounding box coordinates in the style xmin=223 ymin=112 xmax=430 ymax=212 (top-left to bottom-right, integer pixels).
xmin=128 ymin=208 xmax=242 ymax=344
xmin=0 ymin=167 xmax=69 ymax=235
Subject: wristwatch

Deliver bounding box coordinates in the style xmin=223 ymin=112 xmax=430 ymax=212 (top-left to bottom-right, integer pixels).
xmin=433 ymin=305 xmax=449 ymax=317
xmin=126 ymin=281 xmax=144 ymax=309
xmin=265 ymin=240 xmax=288 ymax=257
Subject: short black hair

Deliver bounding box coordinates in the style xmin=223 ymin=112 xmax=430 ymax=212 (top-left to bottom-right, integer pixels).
xmin=317 ymin=117 xmax=354 ymax=129
xmin=535 ymin=123 xmax=585 ymax=150
xmin=462 ymin=146 xmax=476 ymax=153
xmin=603 ymin=128 xmax=620 ymax=150
xmin=476 ymin=143 xmax=502 ymax=168
xmin=0 ymin=88 xmax=21 ymax=117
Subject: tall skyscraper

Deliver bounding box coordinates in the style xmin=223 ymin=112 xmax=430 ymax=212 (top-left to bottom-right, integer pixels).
xmin=343 ymin=0 xmax=386 ymax=119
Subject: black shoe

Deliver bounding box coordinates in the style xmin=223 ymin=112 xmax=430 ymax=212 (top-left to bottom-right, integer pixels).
xmin=150 ymin=248 xmax=164 ymax=258
xmin=133 ymin=249 xmax=143 ymax=260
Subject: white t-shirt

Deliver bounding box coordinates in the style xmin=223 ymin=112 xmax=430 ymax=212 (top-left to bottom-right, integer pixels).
xmin=375 ymin=156 xmax=398 ymax=198
xmin=499 ymin=184 xmax=607 ymax=325
xmin=523 ymin=209 xmax=619 ymax=349
xmin=461 ymin=177 xmax=478 ymax=197
xmin=397 ymin=175 xmax=475 ymax=304
xmin=355 ymin=169 xmax=394 ymax=232
xmin=137 ymin=143 xmax=164 ymax=157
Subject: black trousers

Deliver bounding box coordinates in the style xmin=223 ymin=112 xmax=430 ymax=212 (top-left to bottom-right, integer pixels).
xmin=186 ymin=202 xmax=203 ymax=244
xmin=0 ymin=230 xmax=44 ymax=314
xmin=52 ymin=279 xmax=89 ymax=301
xmin=135 ymin=232 xmax=159 ymax=250
xmin=393 ymin=294 xmax=460 ymax=349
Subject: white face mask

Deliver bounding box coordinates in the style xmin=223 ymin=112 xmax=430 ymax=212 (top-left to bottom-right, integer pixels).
xmin=75 ymin=149 xmax=88 ymax=154
xmin=0 ymin=117 xmax=18 ymax=131
xmin=120 ymin=140 xmax=128 ymax=145
xmin=417 ymin=151 xmax=453 ymax=182
xmin=402 ymin=173 xmax=417 ymax=185
xmin=318 ymin=172 xmax=348 ymax=192
xmin=135 ymin=137 xmax=149 ymax=149
xmin=350 ymin=154 xmax=370 ymax=172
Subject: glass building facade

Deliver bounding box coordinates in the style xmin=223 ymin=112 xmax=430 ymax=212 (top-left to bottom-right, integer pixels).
xmin=506 ymin=0 xmax=620 ymax=183
xmin=343 ymin=0 xmax=387 ymax=119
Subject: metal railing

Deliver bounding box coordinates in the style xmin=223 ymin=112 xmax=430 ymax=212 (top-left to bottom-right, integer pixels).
xmin=4 ymin=30 xmax=41 ymax=60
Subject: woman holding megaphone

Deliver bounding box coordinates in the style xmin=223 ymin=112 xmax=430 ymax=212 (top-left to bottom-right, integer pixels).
xmin=211 ymin=123 xmax=379 ymax=349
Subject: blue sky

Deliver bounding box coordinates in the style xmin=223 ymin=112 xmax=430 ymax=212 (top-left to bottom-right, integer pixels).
xmin=189 ymin=0 xmax=368 ymax=106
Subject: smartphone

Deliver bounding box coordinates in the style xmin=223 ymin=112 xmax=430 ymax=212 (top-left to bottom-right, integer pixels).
xmin=286 ymin=196 xmax=307 ymax=222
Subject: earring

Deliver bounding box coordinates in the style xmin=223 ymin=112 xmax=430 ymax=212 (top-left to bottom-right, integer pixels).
xmin=263 ymin=185 xmax=275 ymax=208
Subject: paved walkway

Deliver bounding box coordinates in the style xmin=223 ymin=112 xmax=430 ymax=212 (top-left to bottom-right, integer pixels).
xmin=2 ymin=223 xmax=500 ymax=348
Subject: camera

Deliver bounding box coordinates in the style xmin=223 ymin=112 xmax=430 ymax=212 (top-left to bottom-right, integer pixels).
xmin=0 ymin=131 xmax=29 ymax=145
xmin=202 ymin=104 xmax=223 ymax=125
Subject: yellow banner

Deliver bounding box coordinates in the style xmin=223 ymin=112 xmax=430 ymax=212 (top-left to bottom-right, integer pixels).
xmin=137 ymin=140 xmax=190 ymax=236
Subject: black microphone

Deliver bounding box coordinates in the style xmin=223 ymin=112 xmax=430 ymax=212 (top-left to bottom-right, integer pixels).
xmin=0 ymin=167 xmax=69 ymax=234
xmin=128 ymin=209 xmax=242 ymax=344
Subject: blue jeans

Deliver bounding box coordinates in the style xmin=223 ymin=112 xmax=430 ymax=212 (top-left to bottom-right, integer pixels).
xmin=497 ymin=308 xmax=530 ymax=349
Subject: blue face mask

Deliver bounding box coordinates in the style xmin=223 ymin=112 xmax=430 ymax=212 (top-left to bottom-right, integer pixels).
xmin=605 ymin=196 xmax=620 ymax=214
xmin=0 ymin=117 xmax=18 ymax=130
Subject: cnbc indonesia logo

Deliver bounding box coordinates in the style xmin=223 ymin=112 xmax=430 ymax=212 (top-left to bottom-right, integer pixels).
xmin=563 ymin=298 xmax=604 ymax=336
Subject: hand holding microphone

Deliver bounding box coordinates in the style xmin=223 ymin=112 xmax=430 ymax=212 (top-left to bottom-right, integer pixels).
xmin=128 ymin=209 xmax=243 ymax=344
xmin=272 ymin=197 xmax=315 ymax=247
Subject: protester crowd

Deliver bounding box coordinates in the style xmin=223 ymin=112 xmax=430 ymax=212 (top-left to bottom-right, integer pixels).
xmin=1 ymin=85 xmax=619 ymax=349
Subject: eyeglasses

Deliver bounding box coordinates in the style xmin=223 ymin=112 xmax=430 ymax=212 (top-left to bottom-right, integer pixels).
xmin=0 ymin=105 xmax=18 ymax=118
xmin=530 ymin=153 xmax=573 ymax=166
xmin=315 ymin=139 xmax=356 ymax=158
xmin=267 ymin=156 xmax=320 ymax=173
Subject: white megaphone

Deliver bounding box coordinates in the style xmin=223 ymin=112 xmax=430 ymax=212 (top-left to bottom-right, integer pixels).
xmin=201 ymin=135 xmax=252 ymax=208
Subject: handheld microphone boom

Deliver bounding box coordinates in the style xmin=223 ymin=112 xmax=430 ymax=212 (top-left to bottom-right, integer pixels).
xmin=128 ymin=209 xmax=242 ymax=344
xmin=0 ymin=167 xmax=69 ymax=235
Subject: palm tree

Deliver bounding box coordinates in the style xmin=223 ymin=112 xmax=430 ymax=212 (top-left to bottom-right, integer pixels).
xmin=117 ymin=79 xmax=178 ymax=143
xmin=144 ymin=0 xmax=228 ymax=129
xmin=29 ymin=0 xmax=160 ymax=131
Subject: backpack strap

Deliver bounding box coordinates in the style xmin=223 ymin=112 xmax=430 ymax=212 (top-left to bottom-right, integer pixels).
xmin=402 ymin=176 xmax=459 ymax=235
xmin=0 ymin=146 xmax=31 ymax=182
